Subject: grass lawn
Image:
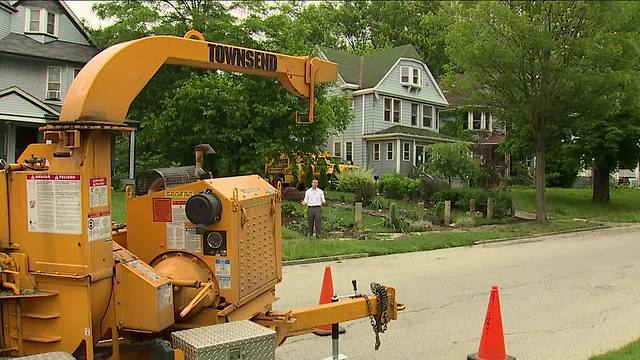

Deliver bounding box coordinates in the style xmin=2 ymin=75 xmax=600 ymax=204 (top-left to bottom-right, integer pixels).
xmin=591 ymin=339 xmax=640 ymax=360
xmin=282 ymin=219 xmax=599 ymax=261
xmin=112 ymin=191 xmax=126 ymax=224
xmin=510 ymin=187 xmax=640 ymax=223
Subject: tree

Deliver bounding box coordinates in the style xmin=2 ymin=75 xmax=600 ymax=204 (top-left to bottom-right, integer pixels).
xmin=425 ymin=143 xmax=479 ymax=186
xmin=318 ymin=162 xmax=329 ymax=190
xmin=445 ymin=1 xmax=640 ymax=222
xmin=576 ymin=110 xmax=640 ymax=202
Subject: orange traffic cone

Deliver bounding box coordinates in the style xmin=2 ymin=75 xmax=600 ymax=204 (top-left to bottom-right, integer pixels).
xmin=467 ymin=286 xmax=516 ymax=360
xmin=313 ymin=266 xmax=345 ymax=336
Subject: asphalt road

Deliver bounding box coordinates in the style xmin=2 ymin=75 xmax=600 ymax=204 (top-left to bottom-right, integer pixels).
xmin=274 ymin=225 xmax=640 ymax=360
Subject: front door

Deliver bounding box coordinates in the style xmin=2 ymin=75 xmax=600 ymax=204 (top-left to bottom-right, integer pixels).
xmin=415 ymin=145 xmax=425 ymax=166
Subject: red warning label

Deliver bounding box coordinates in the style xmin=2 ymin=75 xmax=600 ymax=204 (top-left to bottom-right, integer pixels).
xmin=152 ymin=198 xmax=172 ymax=222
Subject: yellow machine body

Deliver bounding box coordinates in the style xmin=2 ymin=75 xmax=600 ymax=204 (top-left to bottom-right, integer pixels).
xmin=0 ymin=30 xmax=400 ymax=359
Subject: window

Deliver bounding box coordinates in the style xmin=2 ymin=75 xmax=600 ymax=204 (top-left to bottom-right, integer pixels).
xmin=402 ymin=142 xmax=410 ymax=161
xmin=46 ymin=66 xmax=61 ymax=100
xmin=373 ymin=143 xmax=380 ymax=161
xmin=46 ymin=12 xmax=56 ymax=35
xmin=386 ymin=142 xmax=394 ymax=160
xmin=401 ymin=66 xmax=421 ymax=86
xmin=350 ymin=97 xmax=355 ymax=110
xmin=384 ymin=98 xmax=401 ymax=123
xmin=484 ymin=112 xmax=491 ymax=131
xmin=411 ymin=103 xmax=419 ymax=126
xmin=25 ymin=8 xmax=57 ymax=36
xmin=28 ymin=8 xmax=40 ymax=32
xmin=333 ymin=142 xmax=342 ymax=158
xmin=472 ymin=112 xmax=482 ymax=130
xmin=345 ymin=142 xmax=353 ymax=162
xmin=422 ymin=105 xmax=432 ymax=128
xmin=73 ymin=68 xmax=81 ymax=78
xmin=435 ymin=109 xmax=439 ymax=129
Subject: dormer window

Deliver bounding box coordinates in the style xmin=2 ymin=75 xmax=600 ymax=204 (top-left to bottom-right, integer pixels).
xmin=401 ymin=66 xmax=421 ymax=87
xmin=25 ymin=8 xmax=58 ymax=37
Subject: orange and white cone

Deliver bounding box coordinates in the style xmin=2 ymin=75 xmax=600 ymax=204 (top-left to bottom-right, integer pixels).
xmin=313 ymin=266 xmax=346 ymax=336
xmin=467 ymin=286 xmax=515 ymax=360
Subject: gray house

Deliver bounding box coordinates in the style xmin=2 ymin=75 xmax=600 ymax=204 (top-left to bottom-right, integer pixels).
xmin=0 ymin=0 xmax=99 ymax=163
xmin=318 ymin=45 xmax=457 ymax=176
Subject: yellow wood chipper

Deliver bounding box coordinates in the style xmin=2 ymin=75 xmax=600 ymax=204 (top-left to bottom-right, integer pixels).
xmin=0 ymin=30 xmax=401 ymax=359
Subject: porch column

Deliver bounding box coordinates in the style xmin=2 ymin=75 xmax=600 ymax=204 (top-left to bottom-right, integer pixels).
xmin=396 ymin=139 xmax=401 ymax=174
xmin=6 ymin=123 xmax=15 ymax=163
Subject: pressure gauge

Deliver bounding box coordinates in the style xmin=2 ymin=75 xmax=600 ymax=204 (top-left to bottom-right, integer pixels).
xmin=206 ymin=232 xmax=224 ymax=249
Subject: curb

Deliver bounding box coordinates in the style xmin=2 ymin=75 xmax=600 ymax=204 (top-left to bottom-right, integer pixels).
xmin=283 ymin=253 xmax=369 ymax=266
xmin=473 ymin=224 xmax=611 ymax=245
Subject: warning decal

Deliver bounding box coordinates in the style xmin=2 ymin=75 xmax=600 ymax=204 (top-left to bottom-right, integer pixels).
xmin=27 ymin=174 xmax=82 ymax=234
xmin=215 ymin=258 xmax=231 ymax=276
xmin=153 ymin=198 xmax=172 ymax=222
xmin=185 ymin=227 xmax=201 ymax=253
xmin=167 ymin=222 xmax=186 ymax=250
xmin=218 ymin=276 xmax=231 ymax=289
xmin=87 ymin=211 xmax=111 ymax=242
xmin=89 ymin=177 xmax=108 ymax=208
xmin=172 ymin=200 xmax=187 ymax=223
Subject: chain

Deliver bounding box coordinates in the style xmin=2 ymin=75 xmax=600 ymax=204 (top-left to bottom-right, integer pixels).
xmin=361 ymin=293 xmax=381 ymax=350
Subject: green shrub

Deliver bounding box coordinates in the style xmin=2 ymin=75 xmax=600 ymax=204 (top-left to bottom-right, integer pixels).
xmin=378 ymin=173 xmax=421 ymax=200
xmin=370 ymin=197 xmax=389 ymax=210
xmin=303 ymin=161 xmax=313 ymax=188
xmin=281 ymin=202 xmax=301 ymax=216
xmin=318 ymin=162 xmax=329 ymax=189
xmin=420 ymin=176 xmax=448 ymax=201
xmin=336 ymin=169 xmax=376 ymax=204
xmin=290 ymin=165 xmax=299 ymax=188
xmin=406 ymin=220 xmax=433 ymax=232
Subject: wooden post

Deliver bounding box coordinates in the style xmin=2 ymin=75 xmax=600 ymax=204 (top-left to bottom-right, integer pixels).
xmin=487 ymin=197 xmax=494 ymax=219
xmin=417 ymin=201 xmax=424 ymax=221
xmin=469 ymin=198 xmax=476 ymax=218
xmin=444 ymin=200 xmax=451 ymax=226
xmin=355 ymin=202 xmax=363 ymax=229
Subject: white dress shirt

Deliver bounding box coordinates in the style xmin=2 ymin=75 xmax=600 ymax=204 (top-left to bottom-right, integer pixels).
xmin=304 ymin=188 xmax=325 ymax=207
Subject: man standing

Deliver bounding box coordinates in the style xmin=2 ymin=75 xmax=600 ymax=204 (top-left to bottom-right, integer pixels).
xmin=301 ymin=178 xmax=326 ymax=237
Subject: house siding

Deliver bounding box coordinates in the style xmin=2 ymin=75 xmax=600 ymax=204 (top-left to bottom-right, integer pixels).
xmin=376 ymin=59 xmax=447 ymax=106
xmin=0 ymin=10 xmax=10 ymax=38
xmin=366 ymin=141 xmax=398 ymax=175
xmin=0 ymin=57 xmax=44 ymax=97
xmin=0 ymin=92 xmax=49 ymax=119
xmin=327 ymin=94 xmax=361 ymax=166
xmin=0 ymin=56 xmax=75 ymax=104
xmin=10 ymin=3 xmax=90 ymax=45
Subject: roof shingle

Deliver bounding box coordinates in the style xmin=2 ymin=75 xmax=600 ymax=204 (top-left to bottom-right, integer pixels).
xmin=319 ymin=45 xmax=423 ymax=89
xmin=0 ymin=33 xmax=99 ymax=63
xmin=364 ymin=125 xmax=463 ymax=142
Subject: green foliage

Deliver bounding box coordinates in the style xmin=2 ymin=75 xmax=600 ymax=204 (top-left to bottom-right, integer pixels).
xmin=303 ymin=161 xmax=313 ymax=189
xmin=546 ymin=142 xmax=582 ymax=188
xmin=377 ymin=174 xmax=421 ymax=200
xmin=318 ymin=161 xmax=329 ymax=190
xmin=281 ymin=202 xmax=302 ymax=217
xmin=445 ymin=1 xmax=640 ymax=219
xmin=335 ymin=169 xmax=376 ymax=204
xmin=426 ymin=143 xmax=480 ymax=184
xmin=290 ymin=165 xmax=299 ymax=188
xmin=369 ymin=197 xmax=389 ymax=210
xmin=440 ymin=113 xmax=475 ymax=142
xmin=419 ymin=176 xmax=449 ymax=201
xmin=405 ymin=220 xmax=433 ymax=232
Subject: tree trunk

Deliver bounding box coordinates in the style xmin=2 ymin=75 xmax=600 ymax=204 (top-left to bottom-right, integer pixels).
xmin=592 ymin=167 xmax=610 ymax=203
xmin=534 ymin=129 xmax=548 ymax=224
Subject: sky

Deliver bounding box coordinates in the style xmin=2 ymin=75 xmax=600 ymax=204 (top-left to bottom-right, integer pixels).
xmin=65 ymin=0 xmax=111 ymax=29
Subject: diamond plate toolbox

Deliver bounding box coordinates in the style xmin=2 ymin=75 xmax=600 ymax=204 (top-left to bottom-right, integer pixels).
xmin=171 ymin=320 xmax=276 ymax=360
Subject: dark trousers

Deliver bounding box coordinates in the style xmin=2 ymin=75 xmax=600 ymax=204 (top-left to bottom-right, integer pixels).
xmin=307 ymin=206 xmax=322 ymax=236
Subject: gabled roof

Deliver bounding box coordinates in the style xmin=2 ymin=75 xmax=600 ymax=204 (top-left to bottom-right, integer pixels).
xmin=0 ymin=33 xmax=99 ymax=63
xmin=364 ymin=125 xmax=463 ymax=143
xmin=0 ymin=1 xmax=17 ymax=12
xmin=319 ymin=45 xmax=423 ymax=89
xmin=0 ymin=86 xmax=60 ymax=123
xmin=12 ymin=0 xmax=96 ymax=46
